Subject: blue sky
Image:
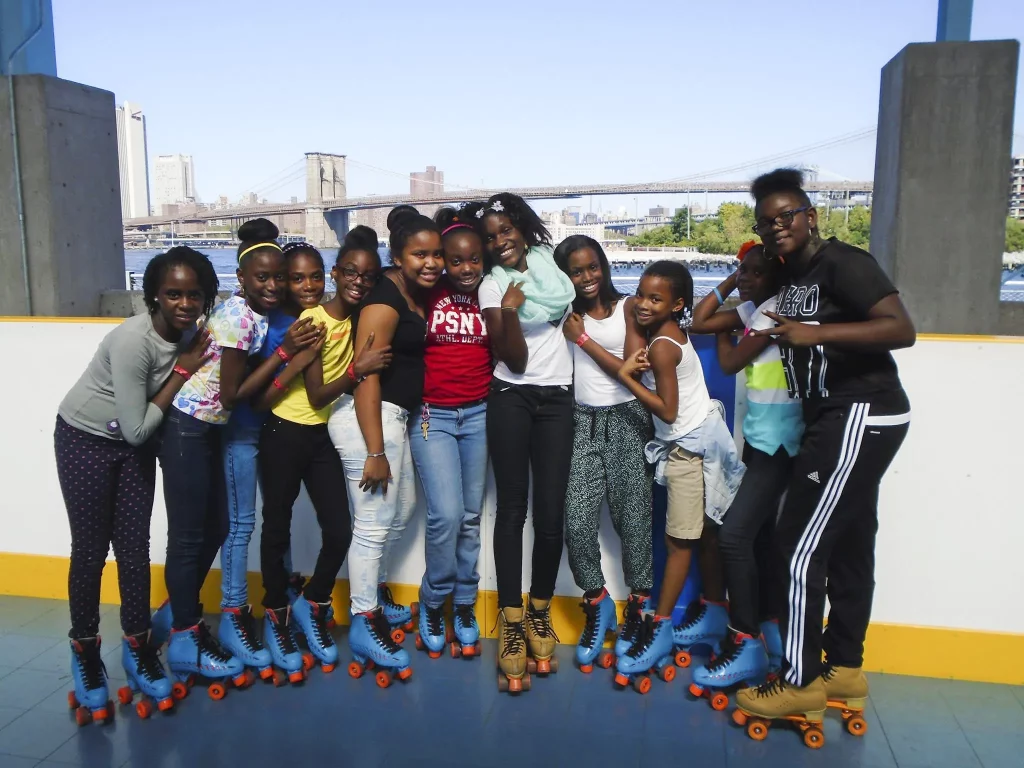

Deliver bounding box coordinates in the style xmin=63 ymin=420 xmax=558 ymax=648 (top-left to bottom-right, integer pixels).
xmin=52 ymin=0 xmax=1023 ymax=213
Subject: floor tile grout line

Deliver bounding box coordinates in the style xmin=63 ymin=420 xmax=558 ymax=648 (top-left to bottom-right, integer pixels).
xmin=939 ymin=690 xmax=986 ymax=768
xmin=865 ymin=695 xmax=903 ymax=768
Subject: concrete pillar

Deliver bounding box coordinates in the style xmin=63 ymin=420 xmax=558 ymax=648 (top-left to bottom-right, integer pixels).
xmin=869 ymin=41 xmax=1019 ymax=335
xmin=0 ymin=75 xmax=123 ymax=315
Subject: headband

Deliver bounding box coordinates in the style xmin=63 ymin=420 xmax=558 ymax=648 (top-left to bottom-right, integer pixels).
xmin=475 ymin=200 xmax=504 ymax=218
xmin=441 ymin=223 xmax=474 ymax=236
xmin=238 ymin=241 xmax=283 ymax=263
xmin=736 ymin=240 xmax=758 ymax=262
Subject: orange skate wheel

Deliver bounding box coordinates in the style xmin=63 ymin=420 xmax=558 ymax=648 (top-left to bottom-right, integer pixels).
xmin=428 ymin=650 xmax=441 ymax=659
xmin=536 ymin=658 xmax=551 ymax=675
xmin=579 ymin=663 xmax=593 ymax=674
xmin=507 ymin=676 xmax=522 ymax=694
xmin=117 ymin=686 xmax=133 ymax=706
xmin=410 ymin=602 xmax=419 ymax=619
xmin=633 ymin=675 xmax=652 ymax=694
xmin=157 ymin=697 xmax=173 ymax=713
xmin=397 ymin=667 xmax=413 ymax=681
xmin=847 ymin=716 xmax=867 ymax=736
xmin=446 ymin=627 xmax=454 ymax=643
xmin=660 ymin=665 xmax=676 ymax=682
xmin=525 ymin=658 xmax=536 ymax=674
xmin=302 ymin=653 xmax=315 ymax=672
xmin=732 ymin=709 xmax=749 ymax=726
xmin=803 ymin=728 xmax=824 ymax=749
xmin=688 ymin=682 xmax=704 ymax=699
xmin=365 ymin=659 xmax=376 ymax=670
xmin=288 ymin=670 xmax=305 ymax=684
xmin=747 ymin=720 xmax=768 ymax=741
xmin=348 ymin=661 xmax=364 ymax=679
xmin=67 ymin=691 xmax=78 ymax=709
xmin=171 ymin=681 xmax=189 ymax=700
xmin=415 ymin=634 xmax=424 ymax=651
xmin=272 ymin=670 xmax=286 ymax=687
xmin=450 ymin=642 xmax=461 ymax=658
xmin=468 ymin=642 xmax=481 ymax=657
xmin=322 ymin=663 xmax=335 ymax=674
xmin=391 ymin=628 xmax=406 ymax=645
xmin=598 ymin=651 xmax=614 ymax=669
xmin=259 ymin=667 xmax=274 ymax=681
xmin=402 ymin=620 xmax=415 ymax=632
xmin=135 ymin=699 xmax=152 ymax=719
xmin=75 ymin=707 xmax=91 ymax=727
xmin=614 ymin=672 xmax=629 ymax=688
xmin=521 ymin=673 xmax=532 ymax=692
xmin=675 ymin=650 xmax=692 ymax=668
xmin=233 ymin=671 xmax=252 ymax=688
xmin=710 ymin=692 xmax=729 ymax=711
xmin=375 ymin=669 xmax=392 ymax=689
xmin=497 ymin=672 xmax=510 ymax=692
xmin=208 ymin=682 xmax=226 ymax=701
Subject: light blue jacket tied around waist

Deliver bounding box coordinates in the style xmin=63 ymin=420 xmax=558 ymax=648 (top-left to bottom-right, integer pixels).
xmin=643 ymin=400 xmax=746 ymax=525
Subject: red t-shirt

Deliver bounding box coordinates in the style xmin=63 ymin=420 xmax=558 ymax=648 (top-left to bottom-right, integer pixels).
xmin=423 ymin=282 xmax=492 ymax=405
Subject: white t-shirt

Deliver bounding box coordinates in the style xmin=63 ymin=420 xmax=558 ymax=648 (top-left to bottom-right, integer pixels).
xmin=478 ymin=275 xmax=573 ymax=386
xmin=573 ymin=299 xmax=634 ymax=407
xmin=641 ymin=335 xmax=711 ymax=441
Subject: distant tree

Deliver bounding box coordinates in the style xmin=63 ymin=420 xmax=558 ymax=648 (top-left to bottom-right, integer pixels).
xmin=1006 ymin=217 xmax=1024 ymax=253
xmin=627 ymin=225 xmax=679 ymax=247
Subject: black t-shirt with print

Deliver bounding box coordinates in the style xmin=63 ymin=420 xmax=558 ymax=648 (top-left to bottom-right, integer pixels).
xmin=773 ymin=238 xmax=905 ymax=403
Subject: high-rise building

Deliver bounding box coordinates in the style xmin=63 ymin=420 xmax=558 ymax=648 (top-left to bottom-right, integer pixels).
xmin=410 ymin=166 xmax=443 ymax=197
xmin=114 ymin=101 xmax=150 ymax=220
xmin=153 ymin=154 xmax=196 ymax=213
xmin=1011 ymin=155 xmax=1024 ymax=221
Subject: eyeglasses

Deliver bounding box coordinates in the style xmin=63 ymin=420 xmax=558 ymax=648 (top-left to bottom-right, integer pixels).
xmin=752 ymin=206 xmax=810 ymax=236
xmin=338 ymin=266 xmax=380 ymax=286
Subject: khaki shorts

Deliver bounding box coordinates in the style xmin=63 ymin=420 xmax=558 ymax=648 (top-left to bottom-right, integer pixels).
xmin=664 ymin=446 xmax=705 ymax=540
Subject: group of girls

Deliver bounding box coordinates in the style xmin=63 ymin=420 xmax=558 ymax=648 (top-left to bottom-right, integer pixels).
xmin=57 ymin=170 xmax=914 ymax=745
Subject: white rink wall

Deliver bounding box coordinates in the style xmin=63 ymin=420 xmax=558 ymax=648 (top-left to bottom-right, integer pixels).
xmin=1 ymin=320 xmax=1022 ymax=635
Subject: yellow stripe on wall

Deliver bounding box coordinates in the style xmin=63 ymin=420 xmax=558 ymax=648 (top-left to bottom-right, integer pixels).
xmin=2 ymin=552 xmax=1021 ymax=685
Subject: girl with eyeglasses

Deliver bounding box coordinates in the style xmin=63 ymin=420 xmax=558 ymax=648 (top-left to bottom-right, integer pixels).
xmin=734 ymin=168 xmax=915 ymax=740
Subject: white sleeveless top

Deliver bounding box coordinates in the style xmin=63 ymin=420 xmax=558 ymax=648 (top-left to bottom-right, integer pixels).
xmin=573 ymin=299 xmax=635 ymax=407
xmin=641 ymin=335 xmax=711 ymax=441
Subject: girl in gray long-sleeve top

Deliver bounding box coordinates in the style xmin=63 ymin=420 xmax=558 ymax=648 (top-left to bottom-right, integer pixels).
xmin=55 ymin=247 xmax=215 ymax=723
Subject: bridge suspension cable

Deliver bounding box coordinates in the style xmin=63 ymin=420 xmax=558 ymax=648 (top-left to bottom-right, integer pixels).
xmin=228 ymin=158 xmax=305 ymax=202
xmin=346 ymin=157 xmax=477 ymax=192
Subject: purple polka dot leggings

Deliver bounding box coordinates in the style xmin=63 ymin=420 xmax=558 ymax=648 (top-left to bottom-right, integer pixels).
xmin=54 ymin=416 xmax=155 ymax=639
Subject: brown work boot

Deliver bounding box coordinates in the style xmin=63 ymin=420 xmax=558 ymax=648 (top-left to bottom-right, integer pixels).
xmin=526 ymin=596 xmax=558 ymax=662
xmin=497 ymin=607 xmax=527 ymax=681
xmin=735 ymin=676 xmax=827 ymax=721
xmin=822 ymin=664 xmax=868 ymax=707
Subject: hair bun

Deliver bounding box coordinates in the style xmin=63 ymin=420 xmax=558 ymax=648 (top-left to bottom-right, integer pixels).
xmin=237 ymin=217 xmax=279 ymax=243
xmin=344 ymin=225 xmax=378 ymax=251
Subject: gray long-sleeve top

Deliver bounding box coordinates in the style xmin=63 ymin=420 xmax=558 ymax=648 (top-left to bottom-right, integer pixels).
xmin=58 ymin=313 xmax=186 ymax=446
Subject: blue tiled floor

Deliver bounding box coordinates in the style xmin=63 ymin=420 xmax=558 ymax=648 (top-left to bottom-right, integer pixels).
xmin=0 ymin=595 xmax=1021 ymax=768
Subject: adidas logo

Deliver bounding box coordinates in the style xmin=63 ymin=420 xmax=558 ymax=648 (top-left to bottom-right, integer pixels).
xmin=807 ymin=471 xmax=820 ymax=483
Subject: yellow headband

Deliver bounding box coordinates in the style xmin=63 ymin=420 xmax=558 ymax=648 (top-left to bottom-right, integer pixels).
xmin=238 ymin=242 xmax=283 ymax=263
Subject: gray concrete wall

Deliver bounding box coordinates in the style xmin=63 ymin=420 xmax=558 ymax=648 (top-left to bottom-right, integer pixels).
xmin=0 ymin=75 xmax=123 ymax=316
xmin=870 ymin=40 xmax=1019 ymax=335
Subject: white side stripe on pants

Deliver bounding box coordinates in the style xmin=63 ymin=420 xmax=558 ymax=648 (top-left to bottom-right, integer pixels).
xmin=785 ymin=403 xmax=869 ymax=686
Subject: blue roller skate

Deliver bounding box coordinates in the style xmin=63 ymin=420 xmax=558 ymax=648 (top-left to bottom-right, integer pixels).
xmin=451 ymin=603 xmax=481 ymax=658
xmin=117 ymin=631 xmax=173 ymax=718
xmin=414 ymin=600 xmax=449 ymax=659
xmin=263 ymin=606 xmax=307 ymax=685
xmin=67 ymin=637 xmax=113 ymax=726
xmin=615 ymin=593 xmax=651 ymax=657
xmin=576 ymin=588 xmax=618 ymax=673
xmin=613 ymin=614 xmax=677 ymax=694
xmin=379 ymin=583 xmax=416 ymax=641
xmin=167 ymin=618 xmax=249 ymax=702
xmin=672 ymin=598 xmax=729 ymax=668
xmin=218 ymin=606 xmax=273 ymax=682
xmin=288 ymin=573 xmax=335 ymax=628
xmin=150 ymin=600 xmax=172 ymax=647
xmin=348 ymin=607 xmax=413 ymax=688
xmin=761 ymin=619 xmax=783 ymax=673
xmin=688 ymin=630 xmax=770 ymax=711
xmin=291 ymin=595 xmax=338 ymax=673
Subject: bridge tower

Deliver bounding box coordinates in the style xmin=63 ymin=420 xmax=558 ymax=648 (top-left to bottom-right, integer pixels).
xmin=304 ymin=152 xmax=349 ymax=247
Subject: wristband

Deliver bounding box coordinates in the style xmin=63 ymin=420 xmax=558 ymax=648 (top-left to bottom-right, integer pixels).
xmin=713 ymin=287 xmax=724 ymax=305
xmin=501 ymin=306 xmax=518 ymax=312
xmin=275 ymin=347 xmax=291 ymax=363
xmin=575 ymin=332 xmax=591 ymax=347
xmin=272 ymin=378 xmax=285 ymax=391
xmin=367 ymin=451 xmax=386 ymax=459
xmin=172 ymin=364 xmax=191 ymax=379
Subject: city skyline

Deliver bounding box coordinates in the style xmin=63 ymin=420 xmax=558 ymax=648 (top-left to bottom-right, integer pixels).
xmin=152 ymin=153 xmax=196 ymax=214
xmin=53 ymin=0 xmax=1024 ymax=214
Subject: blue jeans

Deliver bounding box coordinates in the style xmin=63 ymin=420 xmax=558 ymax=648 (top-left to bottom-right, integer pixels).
xmin=220 ymin=420 xmax=261 ymax=609
xmin=408 ymin=402 xmax=488 ymax=608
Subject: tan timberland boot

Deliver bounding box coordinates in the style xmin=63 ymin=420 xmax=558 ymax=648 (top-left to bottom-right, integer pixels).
xmin=821 ymin=664 xmax=869 ymax=706
xmin=526 ymin=596 xmax=559 ymax=674
xmin=496 ymin=607 xmax=527 ymax=692
xmin=735 ymin=675 xmax=828 ymax=721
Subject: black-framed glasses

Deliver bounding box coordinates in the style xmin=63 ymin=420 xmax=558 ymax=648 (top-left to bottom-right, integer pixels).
xmin=338 ymin=265 xmax=380 ymax=286
xmin=752 ymin=206 xmax=810 ymax=235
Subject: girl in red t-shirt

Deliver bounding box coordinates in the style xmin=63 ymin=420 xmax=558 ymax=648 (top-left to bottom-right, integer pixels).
xmin=408 ymin=205 xmax=492 ymax=658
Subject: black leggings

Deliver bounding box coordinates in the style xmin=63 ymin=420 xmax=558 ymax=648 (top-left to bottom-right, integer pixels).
xmin=486 ymin=382 xmax=574 ymax=608
xmin=55 ymin=416 xmax=156 ymax=638
xmin=718 ymin=444 xmax=792 ymax=635
xmin=259 ymin=415 xmax=352 ymax=608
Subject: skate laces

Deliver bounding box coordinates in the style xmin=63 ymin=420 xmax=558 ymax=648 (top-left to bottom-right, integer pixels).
xmin=425 ymin=604 xmax=444 ymax=636
xmin=526 ymin=603 xmax=559 ymax=642
xmin=130 ymin=636 xmax=166 ymax=682
xmin=454 ymin=604 xmax=475 ymax=631
xmin=620 ymin=596 xmax=644 ymax=645
xmin=369 ymin=610 xmax=402 ymax=654
xmin=625 ymin=615 xmax=657 ymax=659
xmin=196 ymin=622 xmax=234 ymax=664
xmin=753 ymin=675 xmax=787 ymax=698
xmin=579 ymin=599 xmax=600 ymax=647
xmin=307 ymin=603 xmax=335 ymax=650
xmin=73 ymin=639 xmax=107 ymax=690
xmin=268 ymin=610 xmax=299 ymax=655
xmin=378 ymin=585 xmax=403 ymax=611
xmin=499 ymin=614 xmax=526 ymax=658
xmin=679 ymin=600 xmax=707 ymax=630
xmin=230 ymin=608 xmax=263 ymax=653
xmin=705 ymin=633 xmax=742 ymax=673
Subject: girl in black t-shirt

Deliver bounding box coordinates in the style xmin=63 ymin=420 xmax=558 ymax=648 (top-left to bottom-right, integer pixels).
xmin=734 ymin=169 xmax=915 ymax=733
